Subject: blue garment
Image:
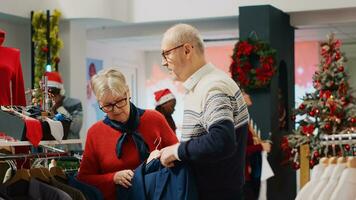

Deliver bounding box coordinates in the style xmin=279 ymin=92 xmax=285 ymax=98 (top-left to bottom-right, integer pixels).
xmin=178 ymin=120 xmax=248 ymax=200
xmin=68 ymin=175 xmax=103 ymax=200
xmin=103 ymin=102 xmax=149 ymax=161
xmin=117 ymin=159 xmax=198 ymax=200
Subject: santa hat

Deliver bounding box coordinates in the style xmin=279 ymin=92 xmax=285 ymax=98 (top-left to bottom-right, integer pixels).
xmin=154 ymin=88 xmax=175 ymax=106
xmin=45 ymin=71 xmax=65 ymax=95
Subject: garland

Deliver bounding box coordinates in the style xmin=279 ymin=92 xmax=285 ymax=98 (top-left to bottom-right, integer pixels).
xmin=32 ymin=10 xmax=63 ymax=105
xmin=230 ymin=38 xmax=277 ymax=90
xmin=32 ymin=9 xmax=63 ymax=89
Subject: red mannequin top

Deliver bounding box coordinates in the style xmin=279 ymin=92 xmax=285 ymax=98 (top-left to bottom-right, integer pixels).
xmin=0 ymin=29 xmax=26 ymax=106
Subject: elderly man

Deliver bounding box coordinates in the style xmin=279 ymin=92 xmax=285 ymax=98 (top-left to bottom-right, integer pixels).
xmin=159 ymin=24 xmax=249 ymax=200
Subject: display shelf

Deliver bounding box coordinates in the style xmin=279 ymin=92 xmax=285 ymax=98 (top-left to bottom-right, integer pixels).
xmin=0 ymin=139 xmax=83 ymax=147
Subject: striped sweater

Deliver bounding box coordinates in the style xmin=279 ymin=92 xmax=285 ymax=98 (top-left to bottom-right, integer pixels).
xmin=181 ymin=63 xmax=249 ymax=141
xmin=178 ymin=63 xmax=249 ymax=199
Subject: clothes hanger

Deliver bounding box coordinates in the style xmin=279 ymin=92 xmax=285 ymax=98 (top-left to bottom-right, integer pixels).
xmin=5 ymin=156 xmax=31 ymax=186
xmin=146 ymin=137 xmax=162 ymax=164
xmin=320 ymin=137 xmax=330 ymax=166
xmin=30 ymin=154 xmax=50 ymax=183
xmin=49 ymin=153 xmax=67 ymax=181
xmin=346 ymin=157 xmax=356 ymax=168
xmin=39 ymin=153 xmax=53 ymax=179
xmin=154 ymin=137 xmax=162 ymax=150
xmin=329 ymin=156 xmax=338 ymax=164
xmin=337 ymin=156 xmax=347 ymax=164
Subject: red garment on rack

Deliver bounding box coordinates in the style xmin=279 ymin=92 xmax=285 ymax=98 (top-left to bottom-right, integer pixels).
xmin=0 ymin=46 xmax=26 ymax=106
xmin=24 ymin=117 xmax=43 ymax=147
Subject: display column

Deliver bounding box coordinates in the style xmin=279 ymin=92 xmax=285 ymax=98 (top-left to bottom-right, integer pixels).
xmin=239 ymin=5 xmax=296 ymax=200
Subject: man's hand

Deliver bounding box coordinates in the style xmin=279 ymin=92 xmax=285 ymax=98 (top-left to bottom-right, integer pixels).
xmin=113 ymin=169 xmax=134 ymax=188
xmin=261 ymin=142 xmax=271 ymax=153
xmin=160 ymin=143 xmax=180 ymax=168
xmin=147 ymin=149 xmax=161 ymax=163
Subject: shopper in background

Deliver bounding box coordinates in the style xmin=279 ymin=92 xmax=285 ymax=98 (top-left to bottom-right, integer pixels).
xmin=46 ymin=71 xmax=83 ymax=151
xmin=154 ymin=88 xmax=177 ymax=133
xmin=158 ymin=23 xmax=249 ymax=200
xmin=77 ymin=68 xmax=178 ymax=200
xmin=242 ymin=90 xmax=271 ymax=200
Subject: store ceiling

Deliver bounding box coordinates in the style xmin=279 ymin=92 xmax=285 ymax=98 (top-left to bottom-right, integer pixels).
xmin=86 ymin=7 xmax=356 ymax=50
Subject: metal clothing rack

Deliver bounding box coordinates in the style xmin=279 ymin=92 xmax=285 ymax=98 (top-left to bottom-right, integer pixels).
xmin=0 ymin=139 xmax=83 ymax=147
xmin=0 ymin=152 xmax=70 ymax=161
xmin=300 ymin=133 xmax=356 ymax=188
xmin=320 ymin=133 xmax=356 ymax=146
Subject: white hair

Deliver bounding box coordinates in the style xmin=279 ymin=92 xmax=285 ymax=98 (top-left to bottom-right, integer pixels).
xmin=91 ymin=67 xmax=128 ymax=101
xmin=162 ymin=23 xmax=205 ymax=54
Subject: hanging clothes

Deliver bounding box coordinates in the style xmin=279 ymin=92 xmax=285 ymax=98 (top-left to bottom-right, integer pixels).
xmin=309 ymin=163 xmax=336 ymax=200
xmin=117 ymin=159 xmax=198 ymax=200
xmin=295 ymin=163 xmax=326 ymax=200
xmin=317 ymin=162 xmax=346 ymax=200
xmin=329 ymin=167 xmax=356 ymax=200
xmin=0 ymin=45 xmax=26 ymax=106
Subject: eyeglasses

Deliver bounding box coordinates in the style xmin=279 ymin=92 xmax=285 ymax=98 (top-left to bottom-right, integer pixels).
xmin=99 ymin=96 xmax=128 ymax=113
xmin=161 ymin=44 xmax=184 ymax=61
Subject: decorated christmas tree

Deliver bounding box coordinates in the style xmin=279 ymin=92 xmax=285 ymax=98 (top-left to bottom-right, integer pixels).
xmin=282 ymin=34 xmax=356 ymax=169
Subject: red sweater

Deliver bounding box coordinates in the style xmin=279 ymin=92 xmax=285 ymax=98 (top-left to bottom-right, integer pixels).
xmin=77 ymin=110 xmax=178 ymax=200
xmin=0 ymin=46 xmax=26 ymax=106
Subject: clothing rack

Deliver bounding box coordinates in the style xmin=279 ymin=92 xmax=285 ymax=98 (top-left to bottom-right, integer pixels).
xmin=0 ymin=139 xmax=83 ymax=147
xmin=320 ymin=133 xmax=356 ymax=146
xmin=0 ymin=152 xmax=70 ymax=161
xmin=300 ymin=133 xmax=356 ymax=188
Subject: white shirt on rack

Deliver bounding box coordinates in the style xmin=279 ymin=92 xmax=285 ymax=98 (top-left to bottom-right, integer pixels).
xmin=309 ymin=164 xmax=337 ymax=200
xmin=330 ymin=168 xmax=356 ymax=200
xmin=295 ymin=164 xmax=326 ymax=200
xmin=317 ymin=163 xmax=346 ymax=200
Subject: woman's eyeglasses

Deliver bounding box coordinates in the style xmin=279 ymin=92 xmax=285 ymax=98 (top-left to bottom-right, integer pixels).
xmin=99 ymin=97 xmax=128 ymax=113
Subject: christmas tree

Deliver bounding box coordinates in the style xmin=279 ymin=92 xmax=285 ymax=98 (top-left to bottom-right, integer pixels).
xmin=282 ymin=34 xmax=356 ymax=169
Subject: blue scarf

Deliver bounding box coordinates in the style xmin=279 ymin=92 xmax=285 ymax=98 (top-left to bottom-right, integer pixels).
xmin=103 ymin=102 xmax=149 ymax=161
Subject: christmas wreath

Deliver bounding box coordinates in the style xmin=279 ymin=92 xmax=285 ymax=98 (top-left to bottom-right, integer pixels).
xmin=230 ymin=38 xmax=277 ymax=90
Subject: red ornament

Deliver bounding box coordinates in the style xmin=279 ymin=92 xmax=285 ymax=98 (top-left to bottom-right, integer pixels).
xmin=351 ymin=117 xmax=356 ymax=124
xmin=42 ymin=47 xmax=49 ymax=53
xmin=324 ymin=123 xmax=331 ymax=130
xmin=292 ymin=162 xmax=300 ymax=170
xmin=299 ymin=104 xmax=305 ymax=110
xmin=302 ymin=124 xmax=315 ymax=135
xmin=309 ymin=110 xmax=315 ymax=117
xmin=309 ymin=159 xmax=315 ymax=167
xmin=338 ymin=66 xmax=344 ymax=72
xmin=313 ymin=151 xmax=320 ymax=158
xmin=345 ymin=144 xmax=351 ymax=151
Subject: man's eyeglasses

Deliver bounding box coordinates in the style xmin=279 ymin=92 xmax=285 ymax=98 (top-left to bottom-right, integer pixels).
xmin=99 ymin=97 xmax=128 ymax=113
xmin=161 ymin=44 xmax=184 ymax=61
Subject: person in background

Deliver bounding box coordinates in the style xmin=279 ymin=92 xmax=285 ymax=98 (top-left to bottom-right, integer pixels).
xmin=77 ymin=68 xmax=178 ymax=200
xmin=46 ymin=71 xmax=83 ymax=151
xmin=242 ymin=90 xmax=271 ymax=200
xmin=154 ymin=88 xmax=177 ymax=133
xmin=158 ymin=23 xmax=249 ymax=200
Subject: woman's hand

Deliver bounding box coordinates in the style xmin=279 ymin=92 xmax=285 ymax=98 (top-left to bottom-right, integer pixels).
xmin=113 ymin=170 xmax=134 ymax=188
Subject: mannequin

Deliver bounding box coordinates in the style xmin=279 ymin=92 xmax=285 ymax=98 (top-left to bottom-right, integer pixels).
xmin=0 ymin=29 xmax=26 ymax=106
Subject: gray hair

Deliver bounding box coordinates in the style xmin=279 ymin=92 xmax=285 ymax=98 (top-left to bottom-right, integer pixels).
xmin=91 ymin=67 xmax=128 ymax=101
xmin=162 ymin=23 xmax=204 ymax=54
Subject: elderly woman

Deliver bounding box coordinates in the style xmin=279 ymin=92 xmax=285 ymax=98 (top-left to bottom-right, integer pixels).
xmin=77 ymin=68 xmax=178 ymax=200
